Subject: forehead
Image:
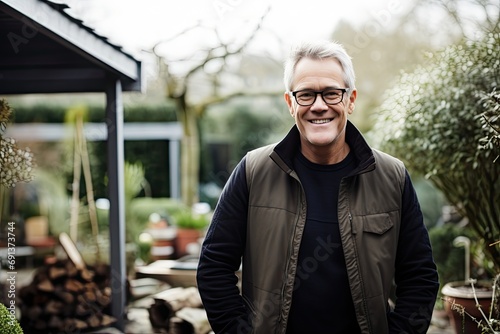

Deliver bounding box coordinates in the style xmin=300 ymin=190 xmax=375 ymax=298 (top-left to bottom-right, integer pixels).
xmin=292 ymin=57 xmax=344 ymax=90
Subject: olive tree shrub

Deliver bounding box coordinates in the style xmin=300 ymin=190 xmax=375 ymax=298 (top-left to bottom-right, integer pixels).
xmin=370 ymin=32 xmax=500 ymax=272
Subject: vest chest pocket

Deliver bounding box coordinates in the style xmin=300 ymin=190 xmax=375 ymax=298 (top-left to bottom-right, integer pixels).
xmin=352 ymin=212 xmax=399 ymax=261
xmin=351 ymin=212 xmax=399 ymax=298
xmin=360 ymin=212 xmax=394 ymax=235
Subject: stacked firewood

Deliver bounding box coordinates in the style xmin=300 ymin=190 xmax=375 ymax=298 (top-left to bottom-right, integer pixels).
xmin=148 ymin=287 xmax=211 ymax=334
xmin=19 ymin=259 xmax=117 ymax=332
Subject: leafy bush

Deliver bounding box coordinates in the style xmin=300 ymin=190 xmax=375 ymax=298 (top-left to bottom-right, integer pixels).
xmin=11 ymin=103 xmax=177 ymax=123
xmin=128 ymin=197 xmax=188 ymax=232
xmin=0 ymin=303 xmax=23 ymax=334
xmin=371 ymin=32 xmax=500 ymax=272
xmin=173 ymin=209 xmax=209 ymax=230
xmin=429 ymin=224 xmax=475 ymax=287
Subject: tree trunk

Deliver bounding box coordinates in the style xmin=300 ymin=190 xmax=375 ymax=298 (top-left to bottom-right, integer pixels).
xmin=177 ymin=98 xmax=200 ymax=208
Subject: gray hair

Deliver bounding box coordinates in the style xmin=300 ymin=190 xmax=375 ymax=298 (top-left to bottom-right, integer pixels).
xmin=283 ymin=40 xmax=356 ymax=93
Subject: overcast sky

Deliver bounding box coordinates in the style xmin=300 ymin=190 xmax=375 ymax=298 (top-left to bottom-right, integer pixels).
xmin=64 ymin=0 xmax=410 ymax=60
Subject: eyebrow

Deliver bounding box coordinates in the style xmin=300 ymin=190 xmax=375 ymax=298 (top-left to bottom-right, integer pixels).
xmin=294 ymin=86 xmax=344 ymax=91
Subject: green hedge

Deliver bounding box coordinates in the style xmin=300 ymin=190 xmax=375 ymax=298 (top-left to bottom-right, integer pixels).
xmin=10 ymin=103 xmax=177 ymax=123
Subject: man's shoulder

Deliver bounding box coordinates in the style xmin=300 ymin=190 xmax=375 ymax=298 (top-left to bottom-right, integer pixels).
xmin=246 ymin=143 xmax=277 ymax=166
xmin=372 ymin=148 xmax=404 ymax=168
xmin=244 ymin=143 xmax=280 ymax=185
xmin=371 ymin=148 xmax=406 ymax=179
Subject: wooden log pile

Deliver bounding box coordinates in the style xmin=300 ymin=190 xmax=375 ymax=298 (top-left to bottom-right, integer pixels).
xmin=148 ymin=287 xmax=211 ymax=334
xmin=18 ymin=259 xmax=117 ymax=332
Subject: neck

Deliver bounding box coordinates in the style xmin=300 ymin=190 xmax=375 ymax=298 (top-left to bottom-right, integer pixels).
xmin=301 ymin=142 xmax=350 ymax=165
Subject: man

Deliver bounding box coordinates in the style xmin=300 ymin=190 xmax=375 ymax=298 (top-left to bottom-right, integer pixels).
xmin=197 ymin=40 xmax=439 ymax=334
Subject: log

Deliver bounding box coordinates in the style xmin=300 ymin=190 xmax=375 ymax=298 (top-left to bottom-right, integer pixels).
xmin=65 ymin=278 xmax=84 ymax=292
xmin=48 ymin=315 xmax=64 ymax=329
xmin=87 ymin=314 xmax=101 ymax=328
xmin=148 ymin=287 xmax=205 ymax=332
xmin=80 ymin=268 xmax=94 ymax=282
xmin=49 ymin=266 xmax=67 ymax=280
xmin=37 ymin=279 xmax=54 ymax=292
xmin=18 ymin=233 xmax=126 ymax=333
xmin=19 ymin=259 xmax=120 ymax=332
xmin=101 ymin=314 xmax=117 ymax=327
xmin=169 ymin=316 xmax=194 ymax=334
xmin=63 ymin=318 xmax=88 ymax=331
xmin=153 ymin=287 xmax=203 ymax=312
xmin=66 ymin=260 xmax=78 ymax=277
xmin=45 ymin=300 xmax=64 ymax=315
xmin=24 ymin=305 xmax=43 ymax=320
xmin=96 ymin=292 xmax=111 ymax=307
xmin=175 ymin=307 xmax=211 ymax=334
xmin=54 ymin=288 xmax=75 ymax=304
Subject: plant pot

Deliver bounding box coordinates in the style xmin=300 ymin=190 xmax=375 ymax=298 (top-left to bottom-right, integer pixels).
xmin=441 ymin=280 xmax=493 ymax=334
xmin=24 ymin=215 xmax=49 ymax=244
xmin=174 ymin=228 xmax=202 ymax=258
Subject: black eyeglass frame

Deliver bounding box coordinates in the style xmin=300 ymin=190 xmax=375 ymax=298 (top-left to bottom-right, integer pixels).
xmin=290 ymin=88 xmax=350 ymax=106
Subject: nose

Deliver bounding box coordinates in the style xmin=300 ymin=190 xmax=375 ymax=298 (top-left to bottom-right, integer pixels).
xmin=310 ymin=93 xmax=328 ymax=111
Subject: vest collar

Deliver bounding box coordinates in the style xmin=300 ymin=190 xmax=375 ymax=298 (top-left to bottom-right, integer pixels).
xmin=271 ymin=120 xmax=375 ymax=175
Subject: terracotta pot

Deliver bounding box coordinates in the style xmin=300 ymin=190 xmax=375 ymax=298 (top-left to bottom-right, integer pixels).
xmin=442 ymin=280 xmax=493 ymax=334
xmin=174 ymin=228 xmax=202 ymax=258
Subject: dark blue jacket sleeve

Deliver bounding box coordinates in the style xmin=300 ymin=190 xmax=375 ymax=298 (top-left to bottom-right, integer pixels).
xmin=388 ymin=171 xmax=440 ymax=333
xmin=196 ymin=158 xmax=252 ymax=334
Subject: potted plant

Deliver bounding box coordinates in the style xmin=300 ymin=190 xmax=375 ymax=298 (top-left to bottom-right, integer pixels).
xmin=442 ymin=274 xmax=499 ymax=334
xmin=173 ymin=204 xmax=210 ymax=258
xmin=440 ymin=236 xmax=496 ymax=333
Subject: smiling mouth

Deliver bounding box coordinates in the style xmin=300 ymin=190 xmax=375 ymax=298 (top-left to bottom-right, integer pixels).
xmin=310 ymin=119 xmax=333 ymax=124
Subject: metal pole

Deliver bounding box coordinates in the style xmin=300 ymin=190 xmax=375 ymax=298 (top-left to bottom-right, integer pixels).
xmin=453 ymin=236 xmax=471 ymax=282
xmin=169 ymin=139 xmax=181 ymax=199
xmin=106 ymin=78 xmax=126 ymax=331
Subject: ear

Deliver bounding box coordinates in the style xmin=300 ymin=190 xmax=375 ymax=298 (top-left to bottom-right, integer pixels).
xmin=347 ymin=89 xmax=357 ymax=114
xmin=284 ymin=92 xmax=295 ymax=117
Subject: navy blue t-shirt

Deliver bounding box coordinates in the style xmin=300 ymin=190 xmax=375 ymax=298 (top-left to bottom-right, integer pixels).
xmin=286 ymin=151 xmax=360 ymax=334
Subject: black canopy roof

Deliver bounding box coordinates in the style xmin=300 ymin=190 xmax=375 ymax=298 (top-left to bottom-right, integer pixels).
xmin=0 ymin=0 xmax=141 ymax=94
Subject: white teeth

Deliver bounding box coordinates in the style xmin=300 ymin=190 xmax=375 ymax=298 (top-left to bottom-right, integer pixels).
xmin=310 ymin=119 xmax=332 ymax=124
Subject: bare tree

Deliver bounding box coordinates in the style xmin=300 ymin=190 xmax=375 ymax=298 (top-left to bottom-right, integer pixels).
xmin=412 ymin=0 xmax=499 ymax=38
xmin=152 ymin=8 xmax=283 ymax=207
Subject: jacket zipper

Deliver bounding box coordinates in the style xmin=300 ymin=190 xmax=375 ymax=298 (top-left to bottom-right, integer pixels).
xmin=349 ymin=212 xmax=357 ymax=234
xmin=279 ymin=177 xmax=305 ymax=333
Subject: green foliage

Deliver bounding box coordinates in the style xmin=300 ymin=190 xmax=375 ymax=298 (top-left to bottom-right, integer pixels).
xmin=413 ymin=178 xmax=445 ymax=229
xmin=478 ymin=89 xmax=500 ymax=161
xmin=123 ymin=104 xmax=178 ymax=122
xmin=128 ymin=197 xmax=188 ymax=238
xmin=226 ymin=106 xmax=273 ymax=161
xmin=332 ymin=18 xmax=441 ymax=132
xmin=123 ymin=140 xmax=171 ymax=197
xmin=429 ymin=224 xmax=475 ymax=287
xmin=11 ymin=103 xmax=177 ymax=123
xmin=124 ymin=162 xmax=145 ymax=201
xmin=31 ymin=169 xmax=70 ymax=237
xmin=200 ymin=97 xmax=293 ymax=189
xmin=0 ymin=99 xmax=35 ymax=188
xmin=173 ymin=209 xmax=209 ymax=230
xmin=0 ymin=303 xmax=23 ymax=334
xmin=371 ymin=32 xmax=500 ymax=272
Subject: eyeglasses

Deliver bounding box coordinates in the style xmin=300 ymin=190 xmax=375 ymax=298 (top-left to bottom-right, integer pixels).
xmin=290 ymin=88 xmax=349 ymax=106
